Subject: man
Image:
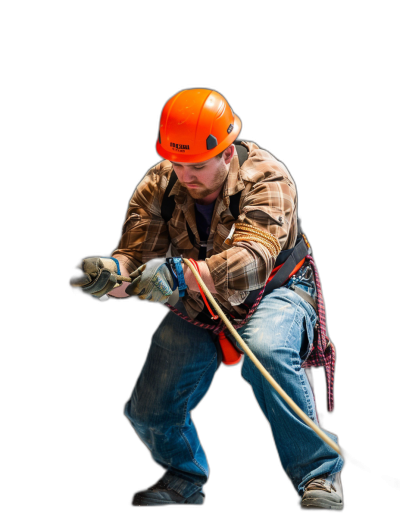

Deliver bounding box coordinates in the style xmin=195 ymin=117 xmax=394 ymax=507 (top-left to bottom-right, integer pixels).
xmin=72 ymin=89 xmax=344 ymax=508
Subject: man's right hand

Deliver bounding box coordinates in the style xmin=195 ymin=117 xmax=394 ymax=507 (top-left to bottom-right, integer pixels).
xmin=70 ymin=257 xmax=122 ymax=298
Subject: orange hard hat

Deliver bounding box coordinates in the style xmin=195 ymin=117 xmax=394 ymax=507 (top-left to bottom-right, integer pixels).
xmin=156 ymin=88 xmax=242 ymax=163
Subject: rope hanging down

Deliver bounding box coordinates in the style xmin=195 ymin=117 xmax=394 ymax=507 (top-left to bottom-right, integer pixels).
xmin=116 ymin=258 xmax=348 ymax=457
xmin=182 ymin=257 xmax=342 ymax=456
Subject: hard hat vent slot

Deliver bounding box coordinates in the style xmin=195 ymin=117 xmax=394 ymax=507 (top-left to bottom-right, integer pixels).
xmin=206 ymin=135 xmax=218 ymax=150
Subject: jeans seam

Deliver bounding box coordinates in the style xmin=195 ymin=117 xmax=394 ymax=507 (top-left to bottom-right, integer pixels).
xmin=283 ymin=300 xmax=302 ymax=351
xmin=285 ymin=303 xmax=316 ymax=420
xmin=296 ymin=366 xmax=315 ymax=420
xmin=178 ymin=428 xmax=208 ymax=475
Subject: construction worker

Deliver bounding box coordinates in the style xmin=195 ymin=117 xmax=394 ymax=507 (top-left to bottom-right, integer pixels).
xmin=72 ymin=89 xmax=344 ymax=508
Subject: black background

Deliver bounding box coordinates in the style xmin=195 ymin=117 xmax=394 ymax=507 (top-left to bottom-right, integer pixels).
xmin=58 ymin=44 xmax=398 ymax=529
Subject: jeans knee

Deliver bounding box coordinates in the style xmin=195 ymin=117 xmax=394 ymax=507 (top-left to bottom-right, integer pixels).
xmin=124 ymin=394 xmax=138 ymax=424
xmin=245 ymin=332 xmax=276 ymax=360
xmin=244 ymin=334 xmax=292 ymax=375
xmin=125 ymin=391 xmax=153 ymax=429
xmin=124 ymin=388 xmax=176 ymax=433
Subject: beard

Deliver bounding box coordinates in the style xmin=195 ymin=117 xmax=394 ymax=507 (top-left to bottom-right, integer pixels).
xmin=184 ymin=165 xmax=228 ymax=202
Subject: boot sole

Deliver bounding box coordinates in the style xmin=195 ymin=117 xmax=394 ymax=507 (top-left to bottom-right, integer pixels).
xmin=301 ymin=497 xmax=343 ymax=510
xmin=132 ymin=492 xmax=204 ymax=506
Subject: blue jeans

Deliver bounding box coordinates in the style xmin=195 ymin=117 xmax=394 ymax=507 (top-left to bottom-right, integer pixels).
xmin=124 ymin=287 xmax=344 ymax=498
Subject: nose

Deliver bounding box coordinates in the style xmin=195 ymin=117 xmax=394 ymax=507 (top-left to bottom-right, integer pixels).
xmin=179 ymin=166 xmax=196 ymax=183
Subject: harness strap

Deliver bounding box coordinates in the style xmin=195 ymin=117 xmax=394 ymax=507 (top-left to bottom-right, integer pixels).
xmin=161 ymin=171 xmax=178 ymax=223
xmin=292 ymin=285 xmax=317 ymax=311
xmin=227 ymin=142 xmax=248 ymax=219
xmin=263 ymin=236 xmax=309 ymax=296
xmin=161 ymin=141 xmax=250 ymax=260
xmin=243 ymin=235 xmax=309 ymax=307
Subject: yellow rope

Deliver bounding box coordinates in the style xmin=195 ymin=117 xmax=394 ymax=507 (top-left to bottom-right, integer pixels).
xmin=182 ymin=257 xmax=342 ymax=456
xmin=122 ymin=257 xmax=341 ymax=455
xmin=232 ymin=223 xmax=281 ymax=257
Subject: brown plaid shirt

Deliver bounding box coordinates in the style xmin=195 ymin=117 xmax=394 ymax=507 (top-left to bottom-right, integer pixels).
xmin=113 ymin=141 xmax=298 ymax=320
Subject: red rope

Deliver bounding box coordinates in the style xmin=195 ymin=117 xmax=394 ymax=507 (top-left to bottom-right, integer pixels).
xmin=188 ymin=259 xmax=219 ymax=320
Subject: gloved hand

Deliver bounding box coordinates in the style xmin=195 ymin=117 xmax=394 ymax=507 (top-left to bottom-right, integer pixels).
xmin=125 ymin=258 xmax=179 ymax=304
xmin=70 ymin=257 xmax=122 ymax=298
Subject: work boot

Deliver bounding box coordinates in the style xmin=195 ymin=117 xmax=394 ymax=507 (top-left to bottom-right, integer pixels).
xmin=132 ymin=479 xmax=205 ymax=506
xmin=301 ymin=472 xmax=343 ymax=510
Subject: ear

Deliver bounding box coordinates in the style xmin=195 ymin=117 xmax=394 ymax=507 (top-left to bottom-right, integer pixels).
xmin=223 ymin=144 xmax=235 ymax=164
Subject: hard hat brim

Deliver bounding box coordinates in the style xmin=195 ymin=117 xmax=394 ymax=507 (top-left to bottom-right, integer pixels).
xmin=156 ymin=115 xmax=242 ymax=163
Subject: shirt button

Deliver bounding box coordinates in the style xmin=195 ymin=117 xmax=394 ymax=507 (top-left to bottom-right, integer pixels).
xmin=278 ymin=216 xmax=283 ymax=223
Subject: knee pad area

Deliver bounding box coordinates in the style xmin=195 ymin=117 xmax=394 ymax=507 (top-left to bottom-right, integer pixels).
xmin=240 ymin=302 xmax=308 ymax=371
xmin=240 ymin=330 xmax=305 ymax=383
xmin=125 ymin=389 xmax=182 ymax=433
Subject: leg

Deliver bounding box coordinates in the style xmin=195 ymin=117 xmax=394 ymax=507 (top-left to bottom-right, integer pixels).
xmin=124 ymin=308 xmax=219 ymax=498
xmin=238 ymin=287 xmax=344 ymax=494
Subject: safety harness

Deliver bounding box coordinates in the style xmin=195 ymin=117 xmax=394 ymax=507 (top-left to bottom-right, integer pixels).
xmin=162 ymin=141 xmax=336 ymax=411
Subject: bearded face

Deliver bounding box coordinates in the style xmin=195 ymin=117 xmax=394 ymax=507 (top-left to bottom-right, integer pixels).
xmin=171 ymin=146 xmax=234 ymax=204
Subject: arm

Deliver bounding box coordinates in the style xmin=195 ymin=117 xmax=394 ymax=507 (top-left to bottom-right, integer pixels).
xmin=204 ymin=174 xmax=297 ymax=305
xmin=108 ymin=162 xmax=171 ymax=297
xmin=182 ymin=261 xmax=217 ymax=293
xmin=69 ymin=161 xmax=171 ymax=300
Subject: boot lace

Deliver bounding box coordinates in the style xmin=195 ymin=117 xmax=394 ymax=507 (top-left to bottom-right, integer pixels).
xmin=304 ymin=477 xmax=336 ymax=493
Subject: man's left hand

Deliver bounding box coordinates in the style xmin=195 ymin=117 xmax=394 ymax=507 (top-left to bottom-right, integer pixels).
xmin=125 ymin=258 xmax=179 ymax=304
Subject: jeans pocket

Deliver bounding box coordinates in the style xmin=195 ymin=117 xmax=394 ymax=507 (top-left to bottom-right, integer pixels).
xmin=300 ymin=306 xmax=317 ymax=362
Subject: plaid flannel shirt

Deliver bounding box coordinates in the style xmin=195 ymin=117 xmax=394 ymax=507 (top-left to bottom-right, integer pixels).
xmin=113 ymin=141 xmax=298 ymax=320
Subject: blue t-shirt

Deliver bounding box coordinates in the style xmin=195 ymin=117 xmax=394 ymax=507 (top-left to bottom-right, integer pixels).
xmin=195 ymin=201 xmax=216 ymax=243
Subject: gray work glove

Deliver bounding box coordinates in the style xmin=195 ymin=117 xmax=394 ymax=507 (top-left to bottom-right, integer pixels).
xmin=70 ymin=257 xmax=122 ymax=298
xmin=125 ymin=258 xmax=179 ymax=305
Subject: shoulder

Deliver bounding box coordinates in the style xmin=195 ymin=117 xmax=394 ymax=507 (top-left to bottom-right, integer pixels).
xmin=133 ymin=159 xmax=176 ymax=201
xmin=137 ymin=159 xmax=173 ymax=190
xmin=238 ymin=140 xmax=295 ymax=188
xmin=128 ymin=159 xmax=175 ymax=215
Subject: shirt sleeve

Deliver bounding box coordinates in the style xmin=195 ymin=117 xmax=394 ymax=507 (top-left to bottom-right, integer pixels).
xmin=205 ymin=173 xmax=297 ymax=305
xmin=112 ymin=163 xmax=171 ymax=273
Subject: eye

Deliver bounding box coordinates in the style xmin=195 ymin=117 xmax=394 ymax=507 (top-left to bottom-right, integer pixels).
xmin=194 ymin=166 xmax=205 ymax=170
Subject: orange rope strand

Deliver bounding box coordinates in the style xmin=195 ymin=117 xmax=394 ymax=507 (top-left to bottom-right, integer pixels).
xmin=188 ymin=259 xmax=219 ymax=320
